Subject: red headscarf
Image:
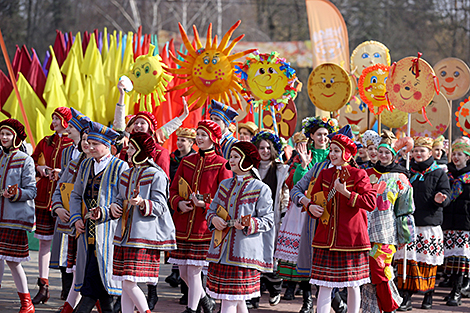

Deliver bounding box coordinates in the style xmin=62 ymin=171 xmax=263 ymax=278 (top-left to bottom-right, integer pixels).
xmin=129 ymin=111 xmax=158 ymax=134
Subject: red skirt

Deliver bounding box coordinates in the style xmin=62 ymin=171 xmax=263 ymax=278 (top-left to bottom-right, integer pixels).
xmin=310 ymin=248 xmax=370 ymax=287
xmin=206 ymin=262 xmax=260 ymax=300
xmin=169 ymin=240 xmax=210 ymax=262
xmin=113 ymin=245 xmax=160 ymax=282
xmin=34 ymin=207 xmax=55 ymax=238
xmin=0 ymin=227 xmax=29 ymax=261
xmin=67 ymin=235 xmax=77 ymax=270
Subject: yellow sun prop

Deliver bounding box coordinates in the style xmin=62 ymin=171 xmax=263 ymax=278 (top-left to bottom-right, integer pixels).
xmin=166 ymin=21 xmax=256 ymax=111
xmin=358 ymin=64 xmax=390 ymax=115
xmin=237 ymin=51 xmax=300 ymax=110
xmin=128 ymin=53 xmax=173 ymax=112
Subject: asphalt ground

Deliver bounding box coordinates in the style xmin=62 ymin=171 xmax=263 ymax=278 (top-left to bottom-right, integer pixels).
xmin=0 ymin=250 xmax=469 ymax=312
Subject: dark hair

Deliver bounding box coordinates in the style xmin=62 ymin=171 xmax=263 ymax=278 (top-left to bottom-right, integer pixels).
xmin=254 ymin=138 xmax=277 ymax=161
xmin=47 ymin=133 xmax=56 ymax=146
xmin=77 ymin=129 xmax=88 ymax=153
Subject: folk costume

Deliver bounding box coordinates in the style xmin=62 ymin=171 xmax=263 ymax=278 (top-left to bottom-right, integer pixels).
xmin=0 ymin=119 xmax=36 ymax=313
xmin=307 ymin=134 xmax=377 ymax=313
xmin=395 ymin=136 xmax=451 ymax=310
xmin=108 ymin=132 xmax=176 ymax=313
xmin=169 ymin=120 xmax=232 ymax=313
xmin=170 ymin=128 xmax=197 ymax=183
xmin=277 ymin=117 xmax=336 ymax=305
xmin=362 ymin=133 xmax=416 ymax=313
xmin=206 ymin=141 xmax=275 ymax=313
xmin=209 ymin=100 xmax=238 ymax=160
xmin=50 ymin=108 xmax=90 ymax=307
xmin=69 ymin=122 xmax=129 ymax=313
xmin=284 ymin=132 xmax=308 ymax=190
xmin=441 ymin=141 xmax=470 ymax=305
xmin=31 ymin=106 xmax=73 ymax=304
xmin=119 ymin=111 xmax=170 ymax=177
xmin=50 ymin=108 xmax=91 ymax=313
xmin=249 ymin=131 xmax=289 ymax=305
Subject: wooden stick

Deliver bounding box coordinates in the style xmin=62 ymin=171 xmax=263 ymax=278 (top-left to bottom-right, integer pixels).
xmin=448 ymin=100 xmax=453 ymax=156
xmin=0 ymin=29 xmax=36 ymax=148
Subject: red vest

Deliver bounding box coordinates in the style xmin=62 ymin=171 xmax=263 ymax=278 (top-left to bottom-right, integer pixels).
xmin=169 ymin=150 xmax=231 ymax=241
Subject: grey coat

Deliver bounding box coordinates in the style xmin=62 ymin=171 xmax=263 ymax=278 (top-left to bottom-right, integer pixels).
xmin=104 ymin=165 xmax=177 ymax=250
xmin=0 ymin=149 xmax=36 ymax=231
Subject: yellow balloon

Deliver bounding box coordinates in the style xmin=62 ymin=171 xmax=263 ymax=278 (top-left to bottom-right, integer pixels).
xmin=128 ymin=54 xmax=165 ymax=95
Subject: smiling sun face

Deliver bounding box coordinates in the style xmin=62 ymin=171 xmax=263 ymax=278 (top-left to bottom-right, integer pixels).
xmin=246 ymin=61 xmax=288 ymax=100
xmin=386 ymin=56 xmax=437 ymax=113
xmin=457 ymin=97 xmax=470 ymax=135
xmin=351 ymin=41 xmax=391 ymax=79
xmin=434 ymin=57 xmax=470 ymax=101
xmin=167 ymin=21 xmax=256 ymax=111
xmin=308 ymin=63 xmax=351 ymax=112
xmin=359 ymin=64 xmax=389 ymax=114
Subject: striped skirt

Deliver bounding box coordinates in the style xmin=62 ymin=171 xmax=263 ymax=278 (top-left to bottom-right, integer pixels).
xmin=310 ymin=248 xmax=370 ymax=288
xmin=0 ymin=227 xmax=29 ymax=262
xmin=395 ymin=260 xmax=437 ymax=293
xmin=34 ymin=207 xmax=55 ymax=239
xmin=168 ymin=240 xmax=210 ymax=267
xmin=113 ymin=245 xmax=161 ymax=283
xmin=278 ymin=260 xmax=309 ymax=282
xmin=206 ymin=262 xmax=260 ymax=300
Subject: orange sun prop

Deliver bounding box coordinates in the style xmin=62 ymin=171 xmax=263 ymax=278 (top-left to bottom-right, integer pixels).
xmin=166 ymin=21 xmax=256 ymax=111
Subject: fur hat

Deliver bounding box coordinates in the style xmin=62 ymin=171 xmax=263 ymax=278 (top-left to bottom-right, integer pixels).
xmin=129 ymin=132 xmax=158 ymax=164
xmin=229 ymin=141 xmax=261 ymax=172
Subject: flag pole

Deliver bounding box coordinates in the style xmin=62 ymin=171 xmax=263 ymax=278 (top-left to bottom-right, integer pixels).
xmin=0 ymin=29 xmax=36 ymax=148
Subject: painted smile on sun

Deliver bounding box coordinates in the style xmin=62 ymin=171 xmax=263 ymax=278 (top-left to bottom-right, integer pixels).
xmin=166 ymin=21 xmax=256 ymax=111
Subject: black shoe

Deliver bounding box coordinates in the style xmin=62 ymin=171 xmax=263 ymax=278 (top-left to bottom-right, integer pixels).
xmin=331 ymin=291 xmax=347 ymax=313
xmin=283 ymin=281 xmax=296 ymax=300
xmin=299 ymin=291 xmax=314 ymax=313
xmin=147 ymin=284 xmax=158 ymax=310
xmin=439 ymin=275 xmax=452 ymax=287
xmin=462 ymin=276 xmax=470 ymax=298
xmin=446 ymin=276 xmax=463 ymax=306
xmin=248 ymin=297 xmax=260 ymax=309
xmin=60 ymin=268 xmax=73 ymax=301
xmin=113 ymin=296 xmax=121 ymax=313
xmin=295 ymin=287 xmax=303 ymax=296
xmin=199 ymin=295 xmax=214 ymax=313
xmin=397 ymin=291 xmax=412 ymax=311
xmin=182 ymin=307 xmax=197 ymax=313
xmin=165 ymin=271 xmax=181 ymax=288
xmin=245 ymin=300 xmax=253 ymax=309
xmin=74 ymin=296 xmax=99 ymax=313
xmin=180 ymin=294 xmax=188 ymax=306
xmin=421 ymin=291 xmax=432 ymax=310
xmin=269 ymin=293 xmax=281 ymax=306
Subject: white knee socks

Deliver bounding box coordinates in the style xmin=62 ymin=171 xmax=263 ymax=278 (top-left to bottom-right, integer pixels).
xmin=65 ymin=272 xmax=81 ymax=308
xmin=122 ymin=280 xmax=149 ymax=313
xmin=6 ymin=261 xmax=28 ymax=294
xmin=221 ymin=300 xmax=248 ymax=313
xmin=179 ymin=265 xmax=205 ymax=310
xmin=0 ymin=260 xmax=4 ymax=287
xmin=317 ymin=286 xmax=333 ymax=313
xmin=38 ymin=239 xmax=52 ymax=278
xmin=120 ymin=288 xmax=135 ymax=313
xmin=347 ymin=286 xmax=361 ymax=313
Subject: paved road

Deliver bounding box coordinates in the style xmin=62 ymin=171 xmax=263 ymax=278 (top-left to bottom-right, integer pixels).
xmin=0 ymin=251 xmax=469 ymax=312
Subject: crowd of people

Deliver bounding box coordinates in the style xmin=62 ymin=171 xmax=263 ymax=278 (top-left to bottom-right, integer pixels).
xmin=0 ymin=86 xmax=470 ymax=313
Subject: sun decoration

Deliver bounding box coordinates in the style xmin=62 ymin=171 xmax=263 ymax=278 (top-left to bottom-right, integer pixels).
xmin=166 ymin=21 xmax=256 ymax=111
xmin=456 ymin=96 xmax=470 ymax=136
xmin=236 ymin=51 xmax=301 ymax=111
xmin=358 ymin=63 xmax=390 ymax=115
xmin=128 ymin=53 xmax=173 ymax=113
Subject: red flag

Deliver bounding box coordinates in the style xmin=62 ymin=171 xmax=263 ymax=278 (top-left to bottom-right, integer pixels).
xmin=11 ymin=45 xmax=20 ymax=76
xmin=53 ymin=30 xmax=67 ymax=68
xmin=27 ymin=50 xmax=47 ymax=106
xmin=82 ymin=31 xmax=90 ymax=55
xmin=0 ymin=69 xmax=12 ymax=110
xmin=15 ymin=45 xmax=32 ymax=79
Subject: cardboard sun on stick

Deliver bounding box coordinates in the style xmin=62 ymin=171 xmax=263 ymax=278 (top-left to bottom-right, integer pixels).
xmin=308 ymin=63 xmax=352 ymax=112
xmin=350 ymin=40 xmax=391 ymax=79
xmin=358 ymin=64 xmax=390 ymax=115
xmin=398 ymin=93 xmax=451 ymax=137
xmin=434 ymin=57 xmax=470 ymax=101
xmin=386 ymin=54 xmax=439 ymax=115
xmin=456 ymin=96 xmax=470 ymax=136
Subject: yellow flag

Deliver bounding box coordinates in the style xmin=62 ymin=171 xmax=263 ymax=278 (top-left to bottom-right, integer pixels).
xmin=62 ymin=50 xmax=85 ymax=112
xmin=71 ymin=32 xmax=84 ymax=69
xmin=3 ymin=73 xmax=48 ymax=143
xmin=81 ymin=33 xmax=106 ymax=124
xmin=44 ymin=47 xmax=67 ymax=120
xmin=120 ymin=32 xmax=134 ymax=79
xmin=102 ymin=27 xmax=109 ymax=62
xmin=81 ymin=76 xmax=97 ymax=122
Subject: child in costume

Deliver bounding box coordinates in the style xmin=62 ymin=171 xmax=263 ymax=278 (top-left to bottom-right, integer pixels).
xmin=307 ymin=133 xmax=377 ymax=313
xmin=102 ymin=132 xmax=176 ymax=313
xmin=362 ymin=131 xmax=416 ymax=313
xmin=360 ymin=130 xmax=381 ymax=170
xmin=31 ymin=107 xmax=73 ymax=304
xmin=0 ymin=119 xmax=37 ymax=313
xmin=51 ymin=110 xmax=92 ymax=313
xmin=50 ymin=108 xmax=90 ymax=303
xmin=206 ymin=141 xmax=275 ymax=313
xmin=209 ymin=100 xmax=239 ymax=160
xmin=441 ymin=141 xmax=470 ymax=306
xmin=69 ymin=122 xmax=129 ymax=313
xmin=395 ymin=136 xmax=450 ymax=310
xmin=278 ymin=117 xmax=337 ymax=309
xmin=169 ymin=120 xmax=232 ymax=313
xmin=251 ymin=131 xmax=289 ymax=306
